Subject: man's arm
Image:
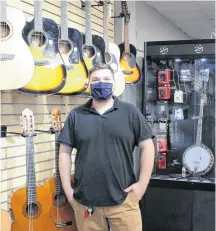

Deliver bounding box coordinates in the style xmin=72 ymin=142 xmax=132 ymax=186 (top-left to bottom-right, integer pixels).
xmin=59 ymin=144 xmax=74 ymax=203
xmin=138 ymin=138 xmax=155 ymax=192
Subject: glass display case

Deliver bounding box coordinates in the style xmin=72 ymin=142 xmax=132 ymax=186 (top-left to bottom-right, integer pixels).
xmin=143 ymin=39 xmax=215 ymax=188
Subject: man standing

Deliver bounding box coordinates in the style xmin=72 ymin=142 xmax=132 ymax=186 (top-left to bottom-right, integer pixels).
xmin=58 ymin=63 xmax=155 ymax=231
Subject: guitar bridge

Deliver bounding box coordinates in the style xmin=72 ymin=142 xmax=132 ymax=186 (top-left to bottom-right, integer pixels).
xmin=66 ymin=65 xmax=74 ymax=71
xmin=123 ymin=70 xmax=134 ymax=75
xmin=34 ymin=60 xmax=50 ymax=66
xmin=0 ymin=53 xmax=15 ymax=61
xmin=55 ymin=221 xmax=73 ymax=227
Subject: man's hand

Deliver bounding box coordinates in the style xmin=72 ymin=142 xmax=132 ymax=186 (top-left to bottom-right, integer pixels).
xmin=65 ymin=187 xmax=74 ymax=204
xmin=124 ymin=181 xmax=147 ymax=200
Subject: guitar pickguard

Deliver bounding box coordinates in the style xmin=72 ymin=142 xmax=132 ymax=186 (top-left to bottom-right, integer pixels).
xmin=68 ymin=45 xmax=80 ymax=64
xmin=93 ymin=46 xmax=103 ymax=65
xmin=128 ymin=53 xmax=136 ymax=68
xmin=43 ymin=33 xmax=58 ymax=59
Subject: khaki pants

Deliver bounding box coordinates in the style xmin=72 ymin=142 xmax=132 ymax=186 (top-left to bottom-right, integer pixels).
xmin=71 ymin=191 xmax=142 ymax=231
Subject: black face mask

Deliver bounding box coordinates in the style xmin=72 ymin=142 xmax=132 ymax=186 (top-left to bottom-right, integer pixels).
xmin=90 ymin=82 xmax=113 ymax=100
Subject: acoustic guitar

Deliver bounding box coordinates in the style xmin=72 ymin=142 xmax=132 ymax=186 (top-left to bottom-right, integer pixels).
xmin=42 ymin=108 xmax=78 ymax=230
xmin=19 ymin=0 xmax=66 ymax=95
xmin=103 ymin=1 xmax=125 ymax=96
xmin=57 ymin=0 xmax=88 ymax=95
xmin=119 ymin=1 xmax=140 ymax=84
xmin=0 ymin=0 xmax=34 ymax=90
xmin=10 ymin=108 xmax=58 ymax=231
xmin=82 ymin=0 xmax=104 ymax=94
xmin=0 ymin=209 xmax=11 ymax=231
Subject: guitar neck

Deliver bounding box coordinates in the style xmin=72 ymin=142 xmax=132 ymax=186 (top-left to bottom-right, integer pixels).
xmin=85 ymin=0 xmax=92 ymax=46
xmin=55 ymin=132 xmax=64 ymax=194
xmin=34 ymin=0 xmax=43 ymax=32
xmin=26 ymin=136 xmax=37 ymax=204
xmin=196 ymin=95 xmax=205 ymax=145
xmin=60 ymin=0 xmax=68 ymax=40
xmin=0 ymin=0 xmax=7 ymax=22
xmin=124 ymin=23 xmax=130 ymax=53
xmin=103 ymin=2 xmax=109 ymax=53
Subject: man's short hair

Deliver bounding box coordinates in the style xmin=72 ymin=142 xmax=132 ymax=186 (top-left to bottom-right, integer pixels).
xmin=88 ymin=63 xmax=115 ymax=79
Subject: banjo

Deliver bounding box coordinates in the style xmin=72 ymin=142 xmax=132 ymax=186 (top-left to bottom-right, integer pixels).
xmin=182 ymin=93 xmax=214 ymax=176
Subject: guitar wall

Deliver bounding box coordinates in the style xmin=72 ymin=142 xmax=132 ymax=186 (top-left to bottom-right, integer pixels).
xmin=0 ymin=0 xmax=115 ymax=211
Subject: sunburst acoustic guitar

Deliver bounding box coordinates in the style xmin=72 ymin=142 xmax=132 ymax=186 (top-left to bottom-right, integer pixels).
xmin=0 ymin=0 xmax=34 ymax=90
xmin=0 ymin=209 xmax=11 ymax=231
xmin=19 ymin=0 xmax=66 ymax=95
xmin=82 ymin=0 xmax=104 ymax=94
xmin=42 ymin=108 xmax=78 ymax=230
xmin=57 ymin=0 xmax=88 ymax=95
xmin=103 ymin=1 xmax=125 ymax=96
xmin=10 ymin=108 xmax=58 ymax=231
xmin=119 ymin=1 xmax=140 ymax=84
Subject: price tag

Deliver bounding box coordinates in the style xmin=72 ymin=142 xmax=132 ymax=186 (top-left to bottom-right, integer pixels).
xmin=174 ymin=90 xmax=183 ymax=103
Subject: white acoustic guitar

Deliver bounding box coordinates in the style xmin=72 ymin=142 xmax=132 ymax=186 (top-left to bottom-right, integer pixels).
xmin=103 ymin=1 xmax=125 ymax=96
xmin=0 ymin=0 xmax=34 ymax=90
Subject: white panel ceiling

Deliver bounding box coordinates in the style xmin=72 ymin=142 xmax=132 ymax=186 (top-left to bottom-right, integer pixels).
xmin=146 ymin=1 xmax=215 ymax=39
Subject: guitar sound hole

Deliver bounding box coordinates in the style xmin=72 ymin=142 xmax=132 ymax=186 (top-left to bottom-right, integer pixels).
xmin=83 ymin=46 xmax=95 ymax=58
xmin=123 ymin=52 xmax=131 ymax=61
xmin=26 ymin=203 xmax=38 ymax=217
xmin=59 ymin=40 xmax=71 ymax=54
xmin=30 ymin=32 xmax=46 ymax=47
xmin=55 ymin=193 xmax=67 ymax=207
xmin=0 ymin=22 xmax=10 ymax=38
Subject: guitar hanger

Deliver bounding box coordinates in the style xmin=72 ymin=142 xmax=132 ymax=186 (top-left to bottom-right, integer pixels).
xmin=80 ymin=0 xmax=125 ymax=19
xmin=80 ymin=0 xmax=103 ymax=9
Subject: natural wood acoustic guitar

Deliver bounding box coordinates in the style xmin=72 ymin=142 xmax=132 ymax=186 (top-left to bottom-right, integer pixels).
xmin=42 ymin=108 xmax=78 ymax=231
xmin=119 ymin=1 xmax=141 ymax=84
xmin=19 ymin=0 xmax=67 ymax=95
xmin=0 ymin=0 xmax=34 ymax=90
xmin=10 ymin=108 xmax=58 ymax=231
xmin=0 ymin=209 xmax=11 ymax=231
xmin=57 ymin=0 xmax=88 ymax=95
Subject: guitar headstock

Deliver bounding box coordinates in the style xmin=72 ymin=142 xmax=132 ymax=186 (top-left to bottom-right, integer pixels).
xmin=121 ymin=1 xmax=130 ymax=24
xmin=50 ymin=108 xmax=63 ymax=133
xmin=20 ymin=108 xmax=36 ymax=137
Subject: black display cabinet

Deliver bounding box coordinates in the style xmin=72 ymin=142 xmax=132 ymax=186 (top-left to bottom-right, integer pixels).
xmin=140 ymin=39 xmax=215 ymax=231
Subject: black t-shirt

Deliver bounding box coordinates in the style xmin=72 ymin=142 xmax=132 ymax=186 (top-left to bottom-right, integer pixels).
xmin=57 ymin=96 xmax=154 ymax=207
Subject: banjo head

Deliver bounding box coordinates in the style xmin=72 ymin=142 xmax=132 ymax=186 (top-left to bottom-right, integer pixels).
xmin=182 ymin=144 xmax=214 ymax=176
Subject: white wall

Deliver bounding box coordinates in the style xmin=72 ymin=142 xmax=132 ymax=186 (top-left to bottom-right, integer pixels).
xmin=114 ymin=1 xmax=190 ymax=54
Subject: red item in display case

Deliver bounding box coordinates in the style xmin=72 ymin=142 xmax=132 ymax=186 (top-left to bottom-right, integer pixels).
xmin=158 ymin=84 xmax=171 ymax=100
xmin=156 ymin=135 xmax=168 ymax=152
xmin=157 ymin=153 xmax=167 ymax=169
xmin=158 ymin=70 xmax=171 ymax=85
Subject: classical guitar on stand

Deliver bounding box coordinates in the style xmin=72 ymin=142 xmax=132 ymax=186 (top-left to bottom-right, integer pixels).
xmin=57 ymin=0 xmax=88 ymax=95
xmin=19 ymin=0 xmax=67 ymax=95
xmin=119 ymin=1 xmax=140 ymax=84
xmin=103 ymin=1 xmax=125 ymax=96
xmin=10 ymin=108 xmax=58 ymax=231
xmin=43 ymin=108 xmax=78 ymax=231
xmin=82 ymin=0 xmax=104 ymax=94
xmin=0 ymin=0 xmax=34 ymax=90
